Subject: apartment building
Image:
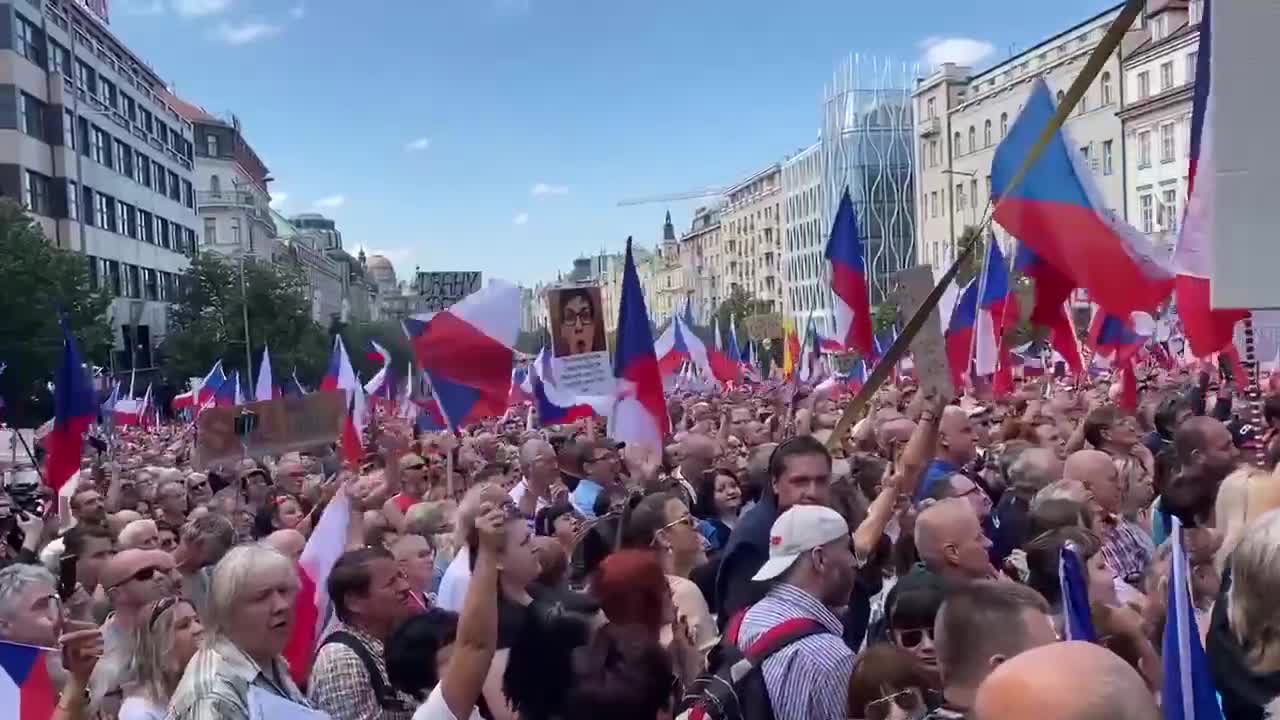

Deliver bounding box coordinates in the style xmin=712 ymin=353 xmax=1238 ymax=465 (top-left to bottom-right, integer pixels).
xmin=719 ymin=163 xmax=783 ymax=313
xmin=913 ymin=4 xmax=1130 ymax=268
xmin=782 ymin=142 xmax=834 ymax=333
xmin=679 ymin=205 xmax=720 ymax=324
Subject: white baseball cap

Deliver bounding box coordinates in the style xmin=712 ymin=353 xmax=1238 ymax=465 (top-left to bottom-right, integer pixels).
xmin=752 ymin=505 xmax=850 ymax=582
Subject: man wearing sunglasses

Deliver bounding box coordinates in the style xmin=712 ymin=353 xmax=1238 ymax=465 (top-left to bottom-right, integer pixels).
xmin=92 ymin=549 xmax=175 ymax=711
xmin=569 ymin=439 xmax=625 ymax=520
xmin=384 ymin=453 xmax=431 ymax=533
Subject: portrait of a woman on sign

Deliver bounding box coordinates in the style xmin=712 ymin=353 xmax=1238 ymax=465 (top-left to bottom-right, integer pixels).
xmin=550 ymin=287 xmax=607 ymax=357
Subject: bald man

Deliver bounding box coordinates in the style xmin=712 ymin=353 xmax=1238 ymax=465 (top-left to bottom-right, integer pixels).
xmin=918 ymin=406 xmax=977 ymax=502
xmin=92 ymin=549 xmax=176 ymax=708
xmin=262 ymin=528 xmax=306 ymax=561
xmin=1064 ymin=450 xmax=1153 ymax=584
xmin=914 ymin=498 xmax=996 ymax=581
xmin=1165 ymin=416 xmax=1239 ymax=526
xmin=117 ymin=518 xmax=159 ymax=550
xmin=972 ymin=641 xmax=1158 ymax=720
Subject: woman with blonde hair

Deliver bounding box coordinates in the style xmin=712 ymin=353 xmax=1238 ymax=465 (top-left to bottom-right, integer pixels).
xmin=118 ymin=596 xmax=205 ymax=720
xmin=1213 ymin=465 xmax=1280 ymax=575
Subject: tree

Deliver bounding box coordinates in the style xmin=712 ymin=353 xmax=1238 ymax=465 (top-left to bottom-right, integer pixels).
xmin=163 ymin=254 xmax=329 ymax=389
xmin=955 ymin=225 xmax=988 ymax=288
xmin=0 ymin=200 xmax=111 ymax=426
xmin=715 ymin=286 xmax=773 ymax=342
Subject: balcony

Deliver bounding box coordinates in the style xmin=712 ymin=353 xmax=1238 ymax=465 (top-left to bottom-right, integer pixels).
xmin=918 ymin=116 xmax=942 ymax=138
xmin=198 ymin=190 xmax=261 ymax=212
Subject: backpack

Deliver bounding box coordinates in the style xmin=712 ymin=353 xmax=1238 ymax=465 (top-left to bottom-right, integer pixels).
xmin=676 ymin=609 xmax=828 ymax=720
xmin=319 ymin=631 xmax=416 ymax=713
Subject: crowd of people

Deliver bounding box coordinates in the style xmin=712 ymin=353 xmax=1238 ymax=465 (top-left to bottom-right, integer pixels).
xmin=3 ymin=364 xmax=1279 ymax=720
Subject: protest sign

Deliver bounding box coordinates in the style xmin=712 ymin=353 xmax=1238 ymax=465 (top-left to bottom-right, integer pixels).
xmin=416 ymin=271 xmax=483 ymax=312
xmin=546 ymin=286 xmax=614 ymax=394
xmin=895 ymin=265 xmax=956 ymax=399
xmin=194 ymin=391 xmax=345 ymax=470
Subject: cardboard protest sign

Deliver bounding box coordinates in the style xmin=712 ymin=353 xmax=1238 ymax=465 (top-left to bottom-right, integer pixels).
xmin=194 ymin=391 xmax=346 ymax=470
xmin=895 ymin=265 xmax=956 ymax=400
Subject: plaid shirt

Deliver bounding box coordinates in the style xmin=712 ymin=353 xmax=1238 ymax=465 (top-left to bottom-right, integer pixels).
xmin=308 ymin=623 xmax=417 ymax=720
xmin=1099 ymin=515 xmax=1154 ymax=583
xmin=164 ymin=637 xmax=308 ymax=720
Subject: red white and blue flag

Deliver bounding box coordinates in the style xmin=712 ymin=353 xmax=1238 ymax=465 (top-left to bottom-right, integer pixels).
xmin=320 ymin=335 xmax=368 ymax=465
xmin=0 ymin=640 xmax=56 ymax=720
xmin=405 ymin=281 xmax=520 ymax=430
xmin=173 ymin=360 xmax=226 ymax=412
xmin=992 ymin=78 xmax=1173 ymax=317
xmin=255 ymin=345 xmax=280 ymax=402
xmin=975 ymin=240 xmax=1019 ymax=380
xmin=609 ymin=239 xmax=669 ymax=446
xmin=284 ymin=489 xmax=351 ymax=686
xmin=825 ymin=187 xmax=874 ymax=358
xmin=1173 ymin=0 xmax=1248 ymax=359
xmin=44 ymin=323 xmax=96 ymax=493
xmin=363 ymin=340 xmax=395 ymax=402
xmin=945 ymin=280 xmax=979 ymax=390
xmin=1014 ymin=242 xmax=1084 ymax=376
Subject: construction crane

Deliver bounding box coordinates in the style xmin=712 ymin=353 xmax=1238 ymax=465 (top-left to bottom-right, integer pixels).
xmin=616 ymin=186 xmax=727 ymax=207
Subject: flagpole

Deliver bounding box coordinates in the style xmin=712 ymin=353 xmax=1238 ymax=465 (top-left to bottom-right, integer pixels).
xmin=239 ymin=251 xmax=254 ymax=399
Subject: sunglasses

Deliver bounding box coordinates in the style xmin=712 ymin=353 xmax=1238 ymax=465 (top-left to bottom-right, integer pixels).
xmin=404 ymin=463 xmax=427 ymax=472
xmin=892 ymin=626 xmax=933 ymax=649
xmin=658 ymin=514 xmax=697 ymax=532
xmin=111 ymin=566 xmax=161 ymax=590
xmin=865 ymin=688 xmax=922 ymax=720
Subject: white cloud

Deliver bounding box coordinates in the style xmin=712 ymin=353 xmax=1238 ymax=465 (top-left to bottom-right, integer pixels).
xmin=213 ymin=20 xmax=282 ymax=45
xmin=405 ymin=137 xmax=431 ymax=152
xmin=314 ymin=195 xmax=346 ymax=209
xmin=513 ymin=212 xmax=529 ymax=226
xmin=919 ymin=36 xmax=996 ymax=69
xmin=289 ymin=2 xmax=305 ymax=19
xmin=530 ymin=183 xmax=568 ymax=197
xmin=269 ymin=192 xmax=288 ymax=210
xmin=172 ymin=0 xmax=231 ymax=17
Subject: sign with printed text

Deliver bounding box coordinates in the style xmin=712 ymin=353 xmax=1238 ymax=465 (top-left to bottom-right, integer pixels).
xmin=894 ymin=265 xmax=956 ymax=399
xmin=194 ymin=391 xmax=345 ymax=470
xmin=416 ymin=271 xmax=482 ymax=312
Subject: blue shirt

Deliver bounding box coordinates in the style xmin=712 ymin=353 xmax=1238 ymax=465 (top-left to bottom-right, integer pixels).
xmin=916 ymin=459 xmax=959 ymax=503
xmin=571 ymin=478 xmax=603 ymax=519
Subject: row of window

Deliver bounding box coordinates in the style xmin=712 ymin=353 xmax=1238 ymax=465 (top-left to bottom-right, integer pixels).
xmin=20 ymin=169 xmax=198 ymax=255
xmin=1133 ymin=53 xmax=1197 ymax=103
xmin=86 ymin=255 xmax=184 ymax=302
xmin=1138 ymin=187 xmax=1182 ymax=235
xmin=1135 ymin=120 xmax=1190 ymax=169
xmin=14 ymin=11 xmax=195 ymax=164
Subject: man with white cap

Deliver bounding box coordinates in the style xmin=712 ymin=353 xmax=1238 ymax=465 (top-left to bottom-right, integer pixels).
xmin=734 ymin=504 xmax=857 ymax=720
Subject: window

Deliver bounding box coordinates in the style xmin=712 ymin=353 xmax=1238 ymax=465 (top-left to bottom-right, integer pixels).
xmin=1190 ymin=0 xmax=1204 ymax=24
xmin=1103 ymin=140 xmax=1114 ymax=175
xmin=94 ymin=192 xmax=110 ymax=230
xmin=154 ymin=120 xmax=168 ymax=144
xmin=138 ymin=209 xmax=153 ymax=244
xmin=22 ymin=171 xmax=49 ymax=216
xmin=167 ymin=170 xmax=180 ymax=202
xmin=91 ymin=127 xmax=110 ymax=167
xmin=100 ymin=78 xmax=117 ymax=110
xmin=1000 ymin=112 xmax=1008 ymax=137
xmin=1138 ymin=130 xmax=1152 ymax=168
xmin=169 ymin=128 xmax=182 ymax=151
xmin=144 ymin=268 xmax=158 ymax=301
xmin=1161 ymin=188 xmax=1179 ymax=233
xmin=1160 ymin=122 xmax=1176 ymax=163
xmin=154 ymin=160 xmax=166 ymax=195
xmin=1137 ymin=71 xmax=1150 ymax=100
xmin=15 ymin=16 xmax=43 ymax=67
xmin=158 ymin=217 xmax=171 ymax=249
xmin=141 ymin=109 xmax=154 ymax=136
xmin=115 ymin=140 xmax=132 ymax=178
xmin=126 ymin=265 xmax=140 ymax=299
xmin=136 ymin=151 xmax=150 ymax=186
xmin=63 ymin=110 xmax=76 ymax=149
xmin=124 ymin=203 xmax=138 ymax=239
xmin=123 ymin=95 xmax=136 ymax=123
xmin=1188 ymin=52 xmax=1198 ymax=83
xmin=968 ymin=126 xmax=976 ymax=152
xmin=1140 ymin=193 xmax=1154 ymax=233
xmin=201 ymin=217 xmax=216 ymax=246
xmin=66 ymin=180 xmax=78 ymax=220
xmin=953 ymin=132 xmax=962 ymax=157
xmin=50 ymin=41 xmax=68 ymax=78
xmin=930 ymin=191 xmax=938 ymax=217
xmin=205 ymin=133 xmax=219 ymax=157
xmin=929 ymin=140 xmax=938 ymax=167
xmin=983 ymin=120 xmax=992 ymax=147
xmin=82 ymin=186 xmax=94 ymax=226
xmin=985 ymin=175 xmax=992 ymax=200
xmin=1152 ymin=14 xmax=1169 ymax=41
xmin=955 ymin=183 xmax=966 ymax=211
xmin=970 ymin=178 xmax=978 ymax=206
xmin=1079 ymin=89 xmax=1090 ymax=113
xmin=116 ymin=201 xmax=128 ymax=236
xmin=75 ymin=60 xmax=93 ymax=93
xmin=926 ymin=97 xmax=936 ymax=119
xmin=210 ymin=175 xmax=221 ymax=194
xmin=185 ymin=228 xmax=197 ymax=256
xmin=1101 ymin=72 xmax=1113 ymax=105
xmin=87 ymin=256 xmax=99 ymax=291
xmin=182 ymin=180 xmax=194 ymax=209
xmin=106 ymin=260 xmax=121 ymax=296
xmin=77 ymin=117 xmax=89 ymax=157
xmin=18 ymin=94 xmax=44 ymax=141
xmin=230 ymin=218 xmax=241 ymax=249
xmin=1160 ymin=61 xmax=1174 ymax=91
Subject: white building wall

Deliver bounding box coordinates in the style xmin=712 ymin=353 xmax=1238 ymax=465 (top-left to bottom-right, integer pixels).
xmin=782 ymin=142 xmax=833 ymax=335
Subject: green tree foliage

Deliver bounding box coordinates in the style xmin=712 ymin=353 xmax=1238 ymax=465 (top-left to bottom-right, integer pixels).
xmin=955 ymin=225 xmax=987 ymax=288
xmin=163 ymin=254 xmax=329 ymax=388
xmin=0 ymin=200 xmax=111 ymax=425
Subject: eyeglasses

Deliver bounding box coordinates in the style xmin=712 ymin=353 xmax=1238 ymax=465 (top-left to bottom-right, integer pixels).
xmin=864 ymin=688 xmax=923 ymax=720
xmin=892 ymin=626 xmax=933 ymax=649
xmin=111 ymin=566 xmax=160 ymax=590
xmin=658 ymin=514 xmax=697 ymax=533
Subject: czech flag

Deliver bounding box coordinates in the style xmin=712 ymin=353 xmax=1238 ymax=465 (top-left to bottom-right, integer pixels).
xmin=173 ymin=361 xmax=226 ymax=412
xmin=1162 ymin=516 xmax=1223 ymax=720
xmin=363 ymin=340 xmax=394 ymax=401
xmin=945 ymin=280 xmax=979 ymax=391
xmin=508 ymin=365 xmax=534 ymax=406
xmin=609 ymin=238 xmax=669 ymax=447
xmin=320 ymin=335 xmax=368 ymax=465
xmin=825 ymin=187 xmax=874 ymax=358
xmin=213 ymin=370 xmax=239 ymax=408
xmin=405 ymin=280 xmax=519 ymax=429
xmin=1088 ymin=308 xmax=1145 ymax=410
xmin=113 ymin=383 xmax=151 ymax=427
xmin=0 ymin=640 xmax=55 ymax=720
xmin=44 ymin=323 xmax=96 ymax=493
xmin=992 ymin=78 xmax=1173 ymax=317
xmin=284 ymin=489 xmax=351 ymax=686
xmin=974 ymin=239 xmax=1019 ymax=379
xmin=1173 ymin=0 xmax=1248 ymax=359
xmin=1014 ymin=242 xmax=1084 ymax=376
xmin=255 ymin=345 xmax=279 ymax=402
xmin=1058 ymin=545 xmax=1097 ymax=642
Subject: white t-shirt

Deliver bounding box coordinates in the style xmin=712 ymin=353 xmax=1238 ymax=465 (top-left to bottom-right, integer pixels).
xmin=118 ymin=696 xmax=165 ymax=720
xmin=413 ymin=685 xmax=484 ymax=720
xmin=436 ymin=546 xmax=472 ymax=612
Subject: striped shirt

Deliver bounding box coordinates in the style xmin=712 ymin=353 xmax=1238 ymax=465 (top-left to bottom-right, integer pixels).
xmin=1099 ymin=515 xmax=1154 ymax=583
xmin=165 ymin=637 xmax=309 ymax=720
xmin=737 ymin=583 xmax=855 ymax=720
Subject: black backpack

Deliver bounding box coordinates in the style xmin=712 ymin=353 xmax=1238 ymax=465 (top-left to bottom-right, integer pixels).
xmin=676 ymin=609 xmax=827 ymax=720
xmin=319 ymin=630 xmax=416 ymax=713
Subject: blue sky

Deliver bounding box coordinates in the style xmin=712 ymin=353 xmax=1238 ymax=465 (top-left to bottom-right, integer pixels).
xmin=112 ymin=0 xmax=1118 ymax=286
